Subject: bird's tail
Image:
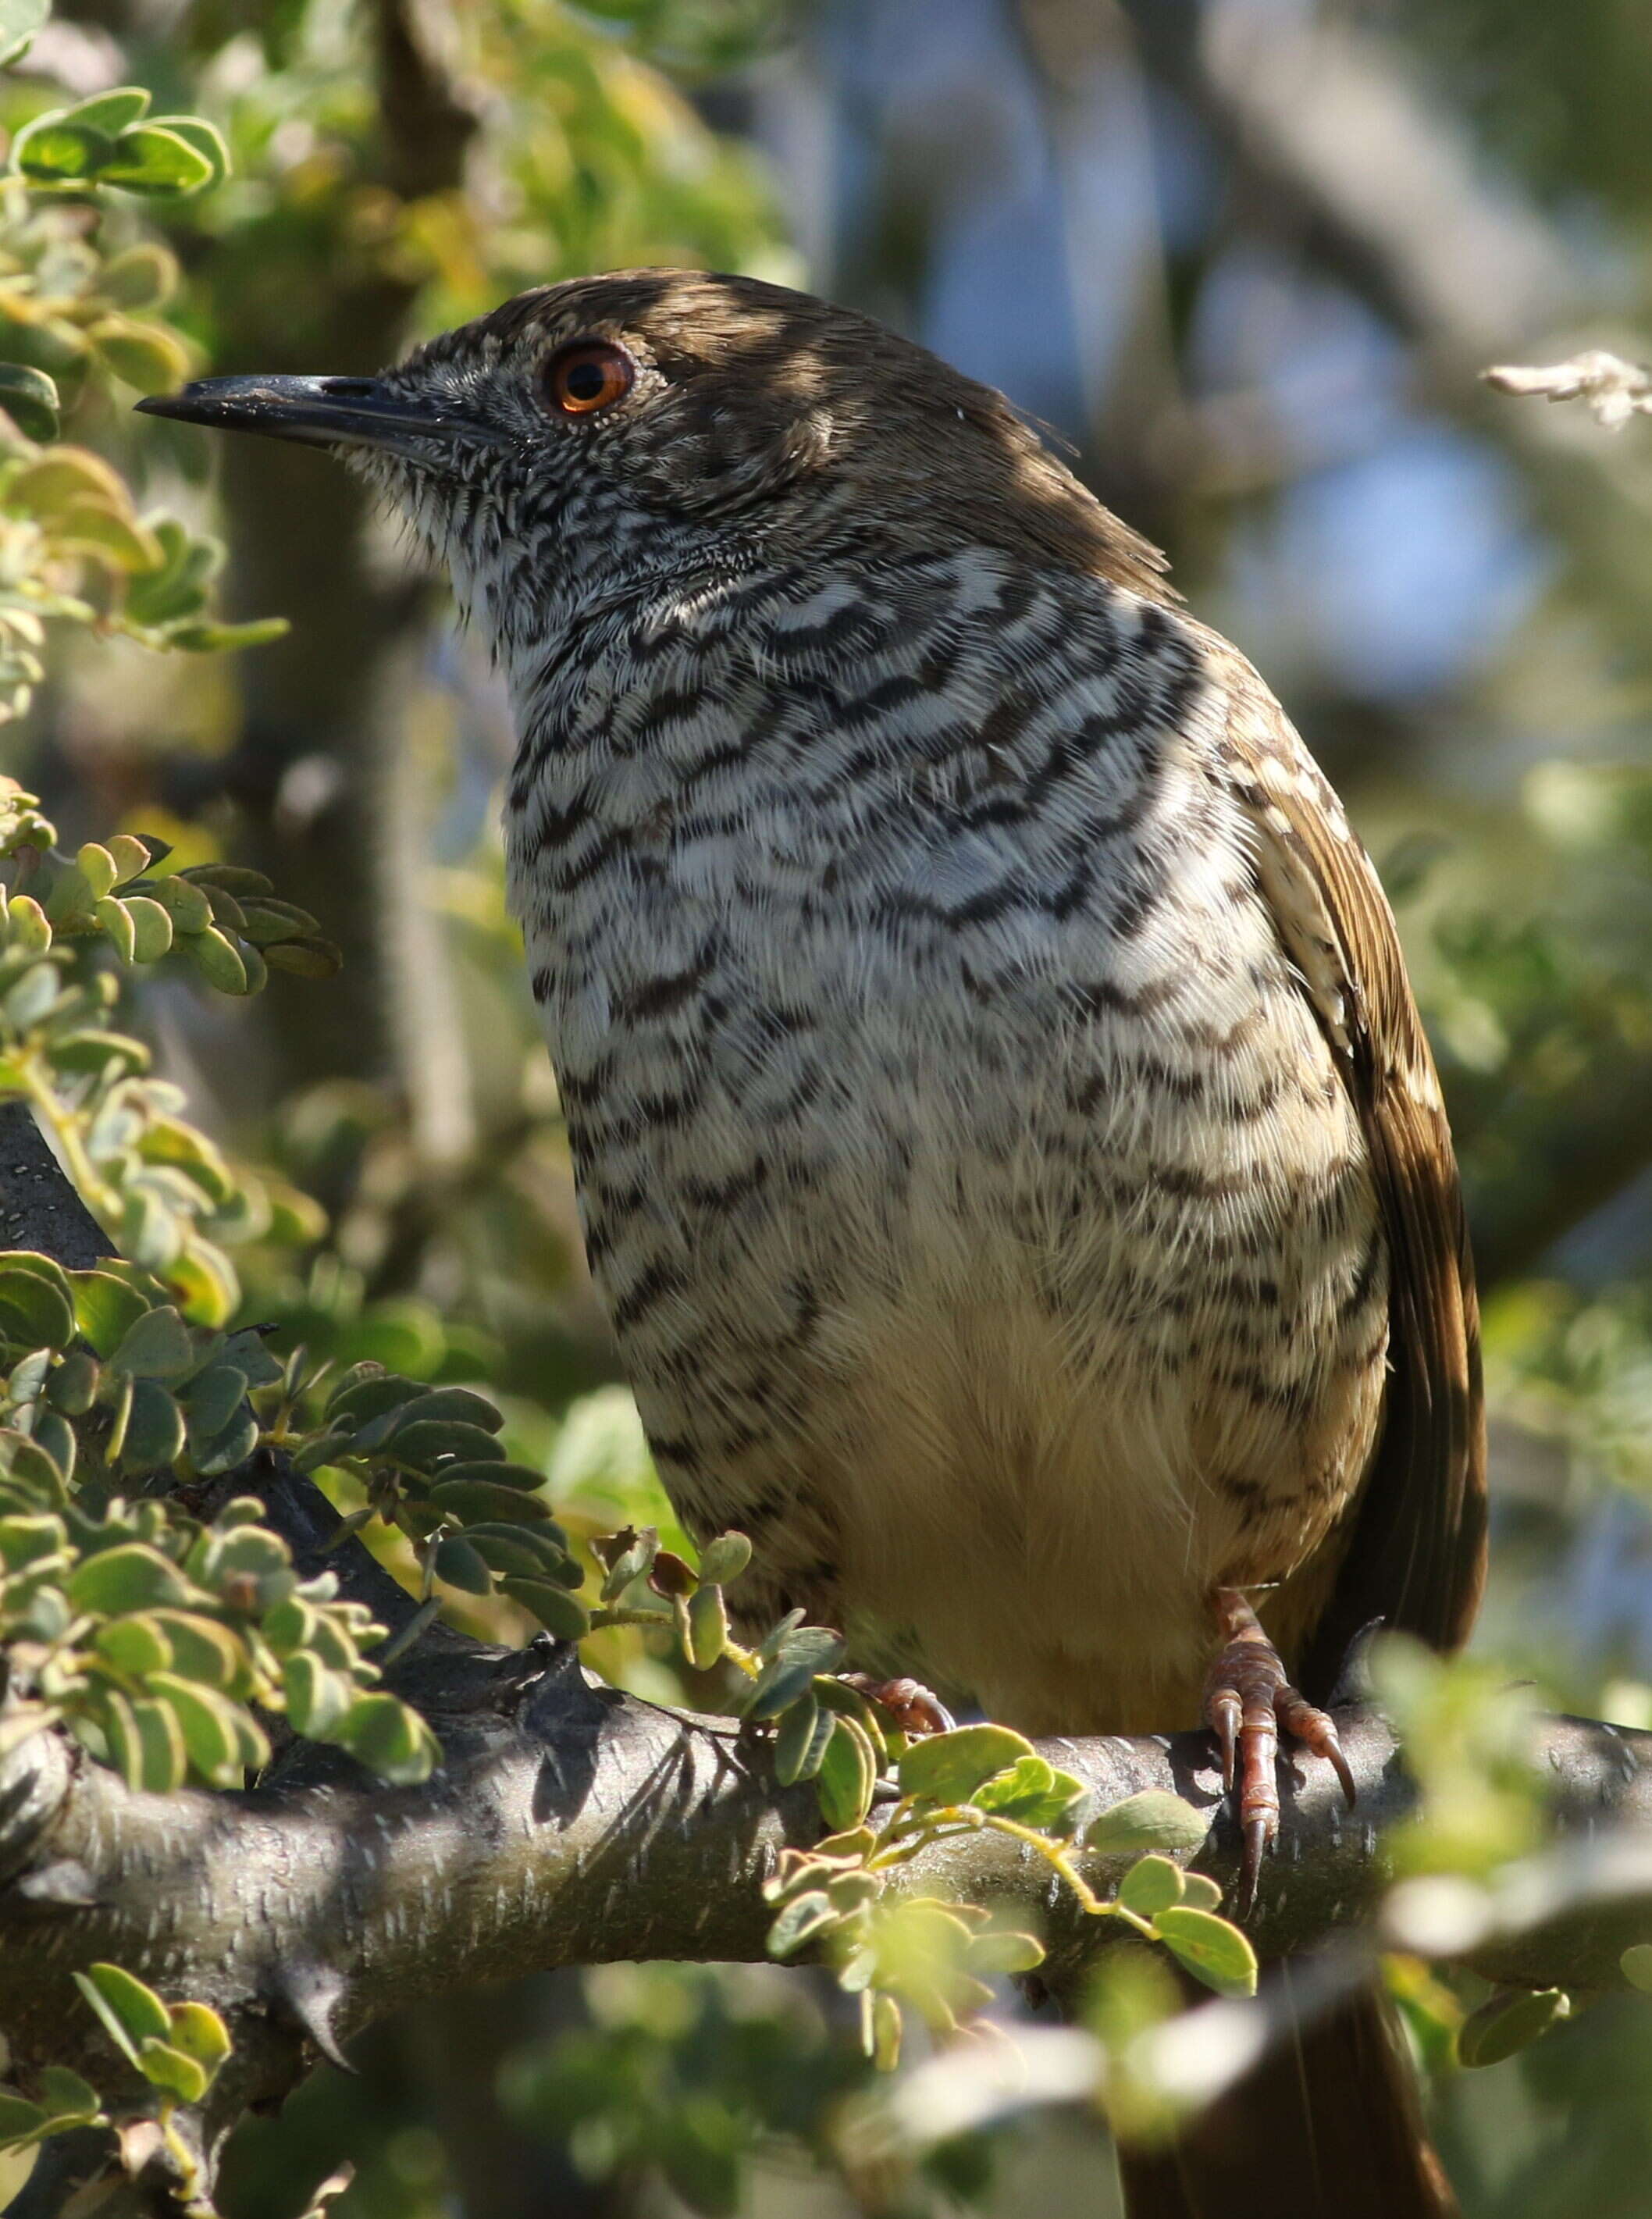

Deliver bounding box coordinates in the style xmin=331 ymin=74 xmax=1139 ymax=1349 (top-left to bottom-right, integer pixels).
xmin=1116 ymin=1978 xmax=1458 ymax=2219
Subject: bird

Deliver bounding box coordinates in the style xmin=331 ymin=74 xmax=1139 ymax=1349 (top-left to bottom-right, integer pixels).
xmin=140 ymin=269 xmax=1486 ymax=2218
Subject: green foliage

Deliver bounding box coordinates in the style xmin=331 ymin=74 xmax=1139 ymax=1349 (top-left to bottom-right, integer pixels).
xmin=1458 ymin=1986 xmax=1572 ymax=2068
xmin=0 ymin=1263 xmax=437 ymax=1790
xmin=1373 ymin=1636 xmax=1547 ymax=1876
xmin=12 ymin=88 xmax=227 ymax=200
xmin=0 ymin=782 xmax=337 ymax=1324
xmin=499 ymin=1964 xmax=867 ymax=2217
xmin=0 ymin=1961 xmax=230 ymax=2164
xmin=0 ymin=90 xmax=284 ymax=714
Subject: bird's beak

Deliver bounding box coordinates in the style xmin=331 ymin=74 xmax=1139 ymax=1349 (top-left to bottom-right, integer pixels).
xmin=135 ymin=374 xmax=511 ymax=456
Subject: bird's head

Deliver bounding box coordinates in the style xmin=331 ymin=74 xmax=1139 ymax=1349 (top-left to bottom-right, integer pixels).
xmin=138 ymin=268 xmax=1169 ymax=655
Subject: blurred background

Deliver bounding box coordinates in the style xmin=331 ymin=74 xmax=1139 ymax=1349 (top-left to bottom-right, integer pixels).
xmin=9 ymin=0 xmax=1652 ymax=2211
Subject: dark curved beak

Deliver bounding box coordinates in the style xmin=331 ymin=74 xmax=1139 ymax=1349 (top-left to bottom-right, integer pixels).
xmin=135 ymin=375 xmax=511 ymax=455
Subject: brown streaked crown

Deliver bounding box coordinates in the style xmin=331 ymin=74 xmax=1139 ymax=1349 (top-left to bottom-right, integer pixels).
xmin=404 ymin=269 xmax=1177 ymax=601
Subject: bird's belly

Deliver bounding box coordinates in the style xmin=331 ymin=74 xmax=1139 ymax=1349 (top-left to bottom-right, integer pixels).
xmin=554 ymin=971 xmax=1388 ymax=1737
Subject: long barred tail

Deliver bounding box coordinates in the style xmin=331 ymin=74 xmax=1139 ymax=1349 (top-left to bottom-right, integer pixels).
xmin=1116 ymin=1979 xmax=1458 ymax=2219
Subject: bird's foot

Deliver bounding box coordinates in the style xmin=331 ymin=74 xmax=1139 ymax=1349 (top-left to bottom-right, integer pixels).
xmin=839 ymin=1674 xmax=955 ymax=1737
xmin=1204 ymin=1588 xmax=1355 ymax=1914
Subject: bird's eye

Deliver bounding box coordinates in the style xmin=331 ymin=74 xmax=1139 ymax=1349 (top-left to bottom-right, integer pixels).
xmin=544 ymin=341 xmax=635 ymax=418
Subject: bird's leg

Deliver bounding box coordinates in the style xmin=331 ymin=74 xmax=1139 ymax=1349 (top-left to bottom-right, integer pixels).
xmin=839 ymin=1673 xmax=955 ymax=1737
xmin=1203 ymin=1588 xmax=1356 ymax=1912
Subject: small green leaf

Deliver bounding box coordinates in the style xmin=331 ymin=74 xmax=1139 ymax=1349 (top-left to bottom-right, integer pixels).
xmin=458 ymin=1522 xmax=576 ymax=1580
xmin=5 ymin=892 xmax=52 ymax=952
xmin=817 ymin=1713 xmax=878 ymax=1832
xmin=180 ymin=1362 xmax=247 ymax=1446
xmin=100 ymin=243 xmax=178 ymax=311
xmin=1088 ymin=1790 xmax=1211 ymax=1857
xmin=390 ymin=1386 xmax=503 ymax=1432
xmin=774 ymin=1692 xmax=834 ymax=1786
xmin=146 ymin=115 xmax=229 ymax=187
xmin=109 ymin=1302 xmax=192 ymax=1380
xmin=1179 ymin=1873 xmax=1225 ymax=1912
xmin=970 ymin=1754 xmax=1089 ymax=1831
xmin=46 ymin=1348 xmax=98 ymax=1414
xmin=149 ymin=874 xmax=212 ymax=933
xmin=966 ymin=1928 xmax=1045 ymax=1975
xmin=68 ymin=1541 xmax=191 ymax=1614
xmin=166 ymin=2000 xmax=230 ymax=2073
xmin=0 ymin=1263 xmax=73 ymax=1348
xmin=699 ymin=1531 xmax=751 ymax=1587
xmin=326 ymin=1366 xmax=418 ymax=1423
xmin=62 ymin=87 xmax=151 ymax=134
xmin=424 ymin=1458 xmax=543 ymax=1494
xmin=137 ymin=2037 xmax=205 ymax=2103
xmin=498 ymin=1576 xmax=589 ymax=1640
xmin=61 ymin=505 xmax=162 ymax=572
xmin=148 ymin=1611 xmax=245 ymax=1693
xmin=70 ymin=1269 xmax=152 ymax=1357
xmin=87 ymin=318 xmax=192 ymax=394
xmin=432 ymin=1535 xmax=492 ymax=1594
xmin=1622 ymin=1944 xmax=1652 ymax=1993
xmin=91 ymin=895 xmax=134 ymax=961
xmin=120 ymin=1378 xmax=185 ymax=1473
xmin=744 ymin=1626 xmax=846 ymax=1721
xmin=183 ymin=923 xmax=249 ymax=993
xmin=281 ymin=1651 xmax=350 ymax=1737
xmin=896 ymin=1723 xmax=1034 ymax=1804
xmin=12 ymin=116 xmax=115 ymax=182
xmin=37 ymin=2064 xmax=100 ymax=2122
xmin=189 ymin=1405 xmax=258 ymax=1478
xmin=593 ymin=1523 xmax=659 ymax=1600
xmin=0 ymin=1512 xmax=66 ymax=1569
xmin=129 ymin=1697 xmax=187 ymax=1792
xmin=0 ymin=0 xmax=49 ymax=69
xmin=0 ymin=362 xmax=57 ymax=441
xmin=98 ymin=1687 xmax=144 ymax=1789
xmin=148 ymin=1673 xmax=257 ymax=1787
xmin=389 ymin=1419 xmax=506 ymax=1471
xmin=122 ymin=893 xmax=173 ymax=961
xmin=1117 ymin=1854 xmax=1185 ymax=1918
xmin=1152 ymin=1907 xmax=1258 ymax=1999
xmin=869 ymin=1992 xmax=902 ymax=2071
xmin=260 ymin=933 xmax=340 ymax=976
xmin=77 ymin=1962 xmax=171 ymax=2062
xmin=428 ymin=1477 xmax=557 ymax=1526
xmin=767 ymin=1889 xmax=837 ymax=1959
xmin=98 ymin=124 xmax=214 ymax=196
xmin=331 ymin=1692 xmax=438 ymax=1784
xmin=1457 ymin=1987 xmax=1569 ymax=2068
xmin=685 ymin=1582 xmax=728 ymax=1669
xmin=0 ymin=2091 xmax=48 ymax=2145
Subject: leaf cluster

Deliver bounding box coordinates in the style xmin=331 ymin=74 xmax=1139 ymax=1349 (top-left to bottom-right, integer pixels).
xmin=762 ymin=1722 xmax=1254 ymax=2070
xmin=0 ymin=1957 xmax=233 ymax=2202
xmin=2 ymin=780 xmax=335 ymax=1323
xmin=0 ymin=1255 xmax=437 ymax=1793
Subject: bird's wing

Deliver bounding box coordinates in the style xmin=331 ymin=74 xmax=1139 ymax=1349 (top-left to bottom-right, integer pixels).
xmin=1206 ymin=636 xmax=1486 ymax=1687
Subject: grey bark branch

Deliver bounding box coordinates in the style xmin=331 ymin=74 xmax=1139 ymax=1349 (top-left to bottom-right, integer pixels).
xmin=5 ymin=1109 xmax=1652 ymax=2198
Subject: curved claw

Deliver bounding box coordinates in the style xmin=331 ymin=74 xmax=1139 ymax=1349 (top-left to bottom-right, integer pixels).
xmin=1205 ymin=1588 xmax=1358 ymax=1913
xmin=1209 ymin=1690 xmax=1241 ymax=1793
xmin=1239 ymin=1815 xmax=1271 ymax=1916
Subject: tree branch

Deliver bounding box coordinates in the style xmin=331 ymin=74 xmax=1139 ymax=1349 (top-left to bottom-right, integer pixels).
xmin=6 ymin=1102 xmax=1652 ymax=2200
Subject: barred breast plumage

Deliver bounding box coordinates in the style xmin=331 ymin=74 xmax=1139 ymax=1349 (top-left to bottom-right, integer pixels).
xmin=500 ymin=543 xmax=1388 ymax=1731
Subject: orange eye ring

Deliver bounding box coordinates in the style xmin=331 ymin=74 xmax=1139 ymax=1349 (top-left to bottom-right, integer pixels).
xmin=545 ymin=340 xmax=635 ymax=418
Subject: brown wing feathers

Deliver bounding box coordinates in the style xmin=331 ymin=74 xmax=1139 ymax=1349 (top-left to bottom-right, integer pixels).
xmin=1212 ymin=642 xmax=1487 ymax=1691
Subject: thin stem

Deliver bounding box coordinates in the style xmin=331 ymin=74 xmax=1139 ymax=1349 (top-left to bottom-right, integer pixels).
xmin=17 ymin=1056 xmax=116 ymax=1220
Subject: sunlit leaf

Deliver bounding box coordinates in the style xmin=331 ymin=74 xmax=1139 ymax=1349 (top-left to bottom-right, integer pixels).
xmin=896 ymin=1723 xmax=1034 ymax=1804
xmin=1151 ymin=1907 xmax=1257 ymax=1999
